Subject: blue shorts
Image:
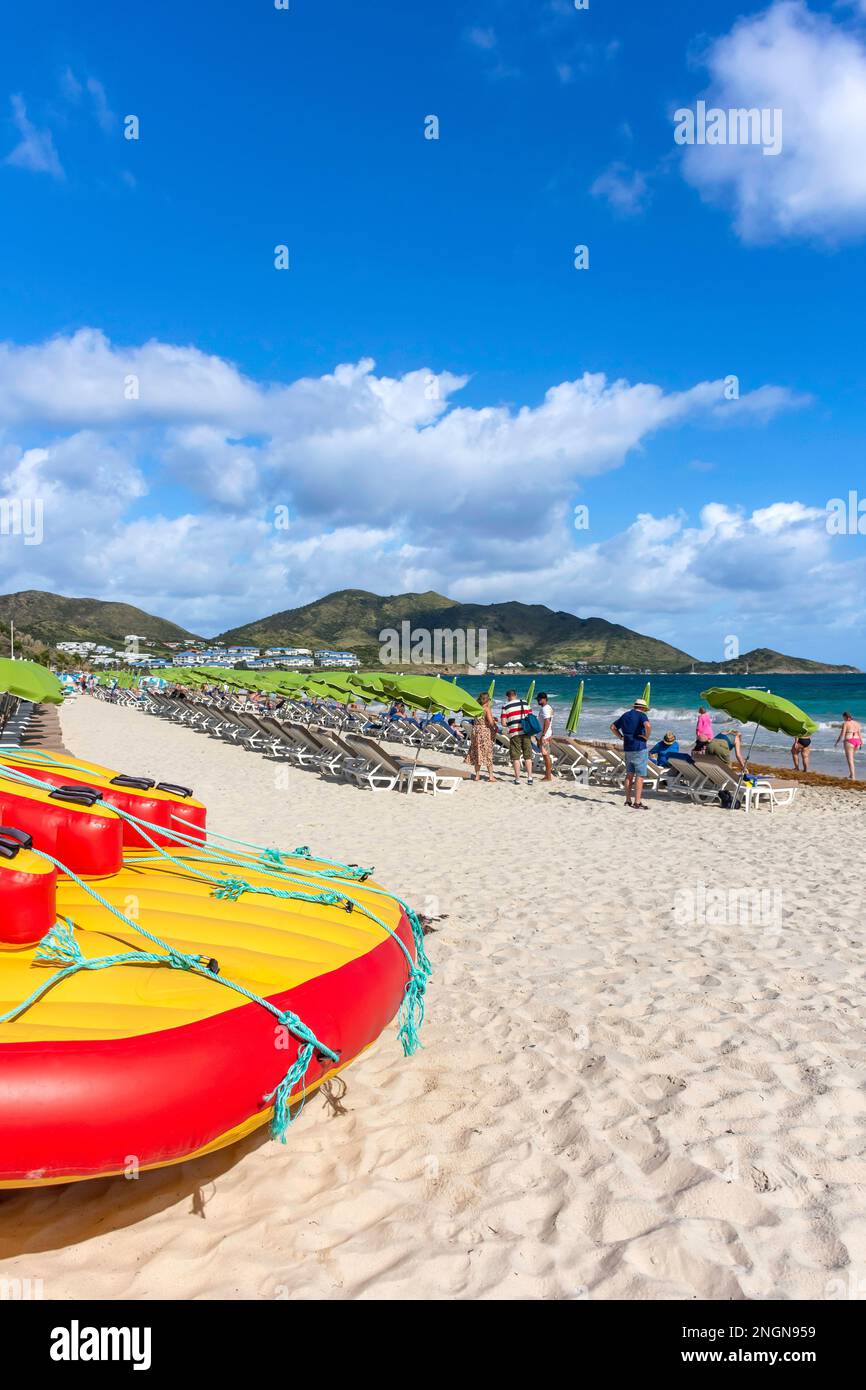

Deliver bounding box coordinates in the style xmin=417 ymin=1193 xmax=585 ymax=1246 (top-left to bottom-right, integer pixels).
xmin=624 ymin=750 xmax=648 ymax=777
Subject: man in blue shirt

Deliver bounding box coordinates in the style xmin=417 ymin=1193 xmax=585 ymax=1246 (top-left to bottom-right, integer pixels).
xmin=610 ymin=698 xmax=651 ymax=810
xmin=649 ymin=732 xmax=679 ymax=767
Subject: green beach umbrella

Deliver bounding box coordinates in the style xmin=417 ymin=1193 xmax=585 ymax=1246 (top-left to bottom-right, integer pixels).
xmin=700 ymin=687 xmax=817 ymax=738
xmin=350 ymin=672 xmax=387 ymax=694
xmin=0 ymin=658 xmax=64 ymax=705
xmin=700 ymin=686 xmax=817 ymax=810
xmin=381 ymin=673 xmax=482 ymax=717
xmin=303 ymin=679 xmax=353 ymax=703
xmin=344 ymin=680 xmax=383 ymax=704
xmin=565 ymin=680 xmax=584 ymax=735
xmin=525 ymin=679 xmax=536 ymax=705
xmin=641 ymin=682 xmax=651 ymax=707
xmin=486 ymin=678 xmax=495 ymax=701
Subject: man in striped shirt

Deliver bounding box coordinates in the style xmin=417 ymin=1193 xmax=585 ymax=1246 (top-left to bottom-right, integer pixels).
xmin=501 ymin=689 xmax=535 ymax=785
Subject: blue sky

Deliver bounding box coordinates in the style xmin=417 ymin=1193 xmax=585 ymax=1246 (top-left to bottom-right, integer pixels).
xmin=1 ymin=0 xmax=865 ymax=662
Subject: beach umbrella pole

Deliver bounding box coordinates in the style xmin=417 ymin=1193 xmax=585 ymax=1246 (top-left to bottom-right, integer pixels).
xmin=730 ymin=721 xmax=761 ymax=811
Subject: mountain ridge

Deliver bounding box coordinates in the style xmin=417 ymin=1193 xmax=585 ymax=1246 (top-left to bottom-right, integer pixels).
xmin=216 ymin=591 xmax=858 ymax=673
xmin=0 ymin=589 xmax=857 ymax=673
xmin=0 ymin=590 xmax=197 ymax=651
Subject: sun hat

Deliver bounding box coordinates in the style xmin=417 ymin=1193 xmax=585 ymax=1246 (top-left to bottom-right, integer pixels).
xmin=663 ymin=731 xmax=676 ymax=744
xmin=633 ymin=698 xmax=649 ymax=710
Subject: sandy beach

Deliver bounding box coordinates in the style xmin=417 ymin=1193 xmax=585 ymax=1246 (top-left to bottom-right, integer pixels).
xmin=1 ymin=694 xmax=864 ymax=1302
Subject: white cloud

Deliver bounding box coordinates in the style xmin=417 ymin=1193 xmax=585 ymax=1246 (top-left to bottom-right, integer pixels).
xmin=0 ymin=328 xmax=817 ymax=637
xmin=447 ymin=502 xmax=866 ymax=658
xmin=86 ymin=78 xmax=115 ymax=133
xmin=591 ymin=162 xmax=651 ymax=217
xmin=678 ymin=0 xmax=866 ymax=243
xmin=466 ymin=26 xmax=497 ymax=51
xmin=4 ymin=94 xmax=63 ymax=179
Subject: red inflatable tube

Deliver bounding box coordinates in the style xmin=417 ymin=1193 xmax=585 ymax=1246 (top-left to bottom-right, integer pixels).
xmin=0 ymin=788 xmax=122 ymax=878
xmin=0 ymin=765 xmax=205 ymax=850
xmin=164 ymin=800 xmax=206 ymax=846
xmin=0 ymin=845 xmax=57 ymax=948
xmin=0 ymin=911 xmax=415 ymax=1183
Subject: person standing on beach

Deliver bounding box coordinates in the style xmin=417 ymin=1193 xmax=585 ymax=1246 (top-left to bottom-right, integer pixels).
xmin=501 ymin=689 xmax=535 ymax=785
xmin=610 ymin=698 xmax=651 ymax=809
xmin=835 ymin=712 xmax=862 ymax=779
xmin=536 ymin=692 xmax=554 ymax=781
xmin=791 ymin=733 xmax=811 ymax=773
xmin=468 ymin=691 xmax=498 ymax=782
xmin=695 ymin=706 xmax=713 ymax=752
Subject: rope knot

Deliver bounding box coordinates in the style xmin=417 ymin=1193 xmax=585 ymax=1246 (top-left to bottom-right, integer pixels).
xmin=212 ymin=876 xmax=250 ymax=901
xmin=291 ymin=845 xmax=311 ymax=858
xmin=34 ymin=919 xmax=83 ymax=967
xmin=165 ymin=948 xmax=195 ymax=971
xmin=259 ymin=848 xmax=285 ymax=869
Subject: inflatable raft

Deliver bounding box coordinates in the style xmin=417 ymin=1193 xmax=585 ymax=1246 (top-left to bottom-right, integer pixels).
xmin=0 ymin=752 xmax=427 ymax=1188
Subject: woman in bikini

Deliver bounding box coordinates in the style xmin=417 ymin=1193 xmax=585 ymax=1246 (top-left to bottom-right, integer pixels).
xmin=791 ymin=733 xmax=811 ymax=772
xmin=835 ymin=711 xmax=862 ymax=780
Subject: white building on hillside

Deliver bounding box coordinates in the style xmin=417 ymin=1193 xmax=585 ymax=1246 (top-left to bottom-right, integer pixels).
xmin=315 ymin=648 xmax=360 ymax=669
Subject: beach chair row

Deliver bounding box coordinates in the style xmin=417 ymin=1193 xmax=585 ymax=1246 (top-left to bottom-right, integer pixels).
xmin=546 ymin=740 xmax=796 ymax=810
xmin=141 ymin=694 xmax=468 ymax=795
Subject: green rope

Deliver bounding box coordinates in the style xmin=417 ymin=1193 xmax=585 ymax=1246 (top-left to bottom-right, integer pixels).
xmin=106 ymin=802 xmax=431 ymax=1051
xmin=0 ymin=760 xmax=431 ymax=1098
xmin=1 ymin=848 xmax=341 ymax=1140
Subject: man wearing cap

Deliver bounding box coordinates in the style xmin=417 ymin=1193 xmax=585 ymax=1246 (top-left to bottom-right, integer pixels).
xmin=610 ymin=698 xmax=652 ymax=809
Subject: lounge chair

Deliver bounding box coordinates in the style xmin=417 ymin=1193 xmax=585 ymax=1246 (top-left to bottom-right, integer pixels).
xmin=548 ymin=738 xmax=590 ymax=783
xmin=586 ymin=746 xmax=627 ymax=785
xmin=693 ymin=758 xmax=797 ymax=813
xmin=343 ymin=735 xmax=465 ymax=795
xmin=277 ymin=723 xmax=333 ymax=768
xmin=666 ymin=755 xmax=721 ymax=803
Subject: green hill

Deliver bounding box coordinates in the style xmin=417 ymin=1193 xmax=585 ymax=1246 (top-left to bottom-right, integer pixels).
xmin=0 ymin=588 xmax=855 ymax=674
xmin=218 ymin=589 xmax=697 ymax=669
xmin=712 ymin=647 xmax=859 ymax=675
xmin=0 ymin=590 xmax=198 ymax=651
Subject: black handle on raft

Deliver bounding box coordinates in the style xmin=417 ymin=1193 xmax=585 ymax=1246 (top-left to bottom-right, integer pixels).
xmin=156 ymin=782 xmax=193 ymax=798
xmin=110 ymin=775 xmax=156 ymax=790
xmin=49 ymin=785 xmax=103 ymax=807
xmin=0 ymin=826 xmax=33 ymax=859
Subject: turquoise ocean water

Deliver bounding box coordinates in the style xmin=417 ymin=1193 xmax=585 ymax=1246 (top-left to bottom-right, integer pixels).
xmin=457 ymin=673 xmax=866 ymax=775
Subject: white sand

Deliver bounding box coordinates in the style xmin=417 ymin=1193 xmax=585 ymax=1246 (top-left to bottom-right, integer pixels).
xmin=1 ymin=696 xmax=864 ymax=1301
